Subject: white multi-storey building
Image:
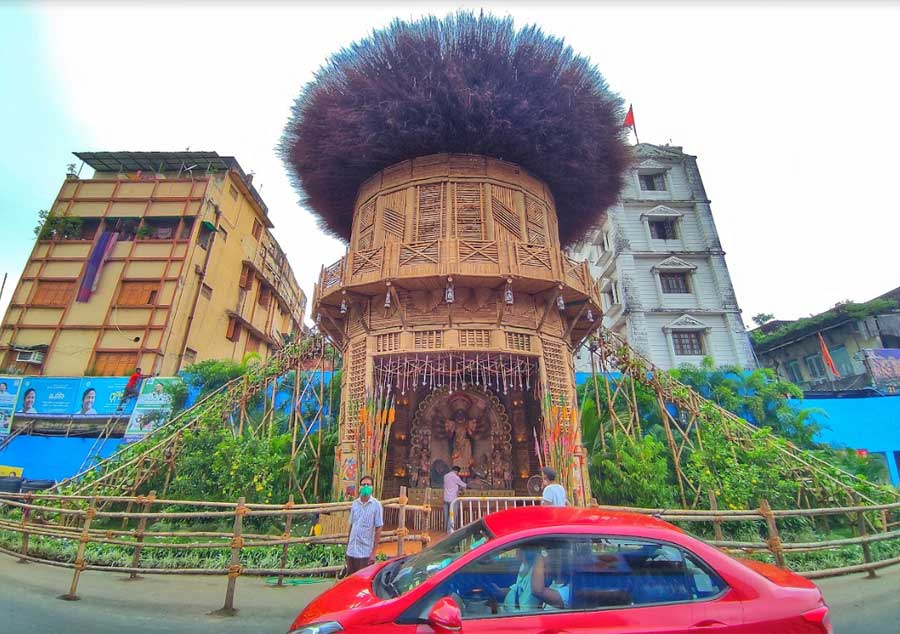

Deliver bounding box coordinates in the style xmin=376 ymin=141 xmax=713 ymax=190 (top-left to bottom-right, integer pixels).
xmin=572 ymin=143 xmax=756 ymax=372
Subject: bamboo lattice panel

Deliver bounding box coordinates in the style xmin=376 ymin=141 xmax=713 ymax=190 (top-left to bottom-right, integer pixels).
xmin=460 ymin=329 xmax=492 ymax=347
xmin=525 ymin=194 xmax=548 ymax=245
xmin=542 ymin=336 xmax=569 ymax=405
xmin=492 ymin=185 xmax=522 ymax=241
xmin=382 ymin=190 xmax=407 ymax=241
xmin=416 ymin=183 xmax=444 ymax=241
xmin=454 ymin=182 xmax=484 ymax=240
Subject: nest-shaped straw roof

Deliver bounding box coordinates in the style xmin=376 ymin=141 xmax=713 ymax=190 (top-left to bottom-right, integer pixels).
xmin=279 ymin=12 xmax=630 ymax=246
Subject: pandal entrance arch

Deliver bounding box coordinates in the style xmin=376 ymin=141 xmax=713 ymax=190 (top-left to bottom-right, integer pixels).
xmin=372 ymin=353 xmax=542 ymax=500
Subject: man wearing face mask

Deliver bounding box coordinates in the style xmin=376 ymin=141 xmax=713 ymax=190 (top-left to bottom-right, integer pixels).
xmin=345 ymin=475 xmax=384 ymax=575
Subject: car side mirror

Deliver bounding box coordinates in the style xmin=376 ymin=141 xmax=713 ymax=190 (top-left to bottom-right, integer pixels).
xmin=426 ymin=596 xmax=462 ymax=633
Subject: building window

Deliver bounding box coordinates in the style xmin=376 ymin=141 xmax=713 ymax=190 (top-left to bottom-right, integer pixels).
xmin=183 ymin=347 xmax=197 ymax=366
xmin=229 ymin=184 xmax=239 ymax=201
xmin=219 ymin=226 xmax=228 ymax=242
xmin=197 ymin=224 xmax=214 ymax=250
xmin=649 ymin=219 xmax=678 ymax=240
xmin=117 ymin=281 xmax=159 ymax=306
xmin=830 ymin=346 xmax=855 ymax=376
xmin=32 ymin=281 xmax=76 ymax=306
xmin=804 ymin=354 xmax=827 ymax=379
xmin=239 ymin=263 xmax=253 ymax=289
xmin=143 ymin=217 xmax=178 ymax=240
xmin=672 ymin=331 xmax=704 ymax=356
xmin=639 ymin=173 xmax=667 ymax=191
xmin=179 ymin=217 xmax=195 ymax=240
xmin=226 ymin=317 xmax=242 ymax=342
xmin=252 ymin=219 xmax=263 ymax=240
xmin=245 ymin=335 xmax=260 ymax=354
xmin=92 ymin=352 xmax=138 ymax=376
xmin=785 ymin=359 xmax=804 ymax=384
xmin=258 ymin=285 xmax=272 ymax=308
xmin=108 ymin=218 xmax=139 ymax=241
xmin=660 ymin=272 xmax=690 ymax=294
xmin=200 ymin=283 xmax=213 ymax=299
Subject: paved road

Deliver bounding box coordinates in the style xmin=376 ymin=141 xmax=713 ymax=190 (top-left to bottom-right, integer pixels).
xmin=2 ymin=555 xmax=898 ymax=633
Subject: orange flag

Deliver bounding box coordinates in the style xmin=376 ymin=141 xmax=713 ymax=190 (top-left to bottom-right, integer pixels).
xmin=818 ymin=333 xmax=841 ymax=378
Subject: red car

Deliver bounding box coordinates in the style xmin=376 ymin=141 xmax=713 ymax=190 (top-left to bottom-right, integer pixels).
xmin=288 ymin=507 xmax=831 ymax=634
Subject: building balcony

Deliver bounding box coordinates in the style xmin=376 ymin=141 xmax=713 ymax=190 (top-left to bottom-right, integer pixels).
xmin=313 ymin=239 xmax=602 ymax=312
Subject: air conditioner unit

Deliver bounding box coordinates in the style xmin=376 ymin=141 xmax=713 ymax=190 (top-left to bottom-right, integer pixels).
xmin=16 ymin=350 xmax=45 ymax=365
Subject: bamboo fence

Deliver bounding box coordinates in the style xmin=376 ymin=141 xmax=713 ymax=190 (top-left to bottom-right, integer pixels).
xmin=0 ymin=486 xmax=428 ymax=615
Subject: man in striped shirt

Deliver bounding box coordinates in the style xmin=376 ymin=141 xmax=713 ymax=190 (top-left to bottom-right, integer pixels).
xmin=345 ymin=475 xmax=384 ymax=575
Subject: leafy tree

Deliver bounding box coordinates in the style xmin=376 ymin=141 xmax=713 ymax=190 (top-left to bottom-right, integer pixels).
xmin=671 ymin=359 xmax=820 ymax=447
xmin=751 ymin=313 xmax=775 ymax=326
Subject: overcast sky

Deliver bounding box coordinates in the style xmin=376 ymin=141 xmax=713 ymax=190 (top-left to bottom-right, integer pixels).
xmin=1 ymin=2 xmax=898 ymax=328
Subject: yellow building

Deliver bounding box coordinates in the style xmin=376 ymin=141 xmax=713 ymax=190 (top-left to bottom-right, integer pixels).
xmin=0 ymin=151 xmax=306 ymax=376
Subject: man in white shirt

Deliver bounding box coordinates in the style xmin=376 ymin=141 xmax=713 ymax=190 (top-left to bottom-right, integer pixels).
xmin=540 ymin=467 xmax=567 ymax=507
xmin=442 ymin=466 xmax=467 ymax=532
xmin=345 ymin=475 xmax=384 ymax=575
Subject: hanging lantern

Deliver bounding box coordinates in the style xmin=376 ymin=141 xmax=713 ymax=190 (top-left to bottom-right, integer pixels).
xmin=384 ymin=289 xmax=392 ymax=309
xmin=339 ymin=293 xmax=348 ymax=314
xmin=586 ymin=308 xmax=594 ymax=322
xmin=556 ymin=294 xmax=566 ymax=311
xmin=504 ymin=283 xmax=514 ymax=305
xmin=445 ymin=277 xmax=455 ymax=304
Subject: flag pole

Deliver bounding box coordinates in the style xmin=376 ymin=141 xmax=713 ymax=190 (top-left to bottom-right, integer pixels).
xmin=632 ymin=121 xmax=640 ymax=145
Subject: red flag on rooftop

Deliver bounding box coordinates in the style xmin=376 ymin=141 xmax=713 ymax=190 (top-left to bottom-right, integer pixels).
xmin=623 ymin=105 xmax=635 ymax=129
xmin=818 ymin=333 xmax=841 ymax=378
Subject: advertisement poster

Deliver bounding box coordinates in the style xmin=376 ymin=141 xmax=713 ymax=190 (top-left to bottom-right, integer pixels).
xmin=7 ymin=376 xmax=136 ymax=433
xmin=74 ymin=377 xmax=132 ymax=418
xmin=15 ymin=377 xmax=82 ymax=417
xmin=124 ymin=377 xmax=181 ymax=442
xmin=0 ymin=376 xmax=23 ymax=435
xmin=866 ymin=349 xmax=900 ymax=392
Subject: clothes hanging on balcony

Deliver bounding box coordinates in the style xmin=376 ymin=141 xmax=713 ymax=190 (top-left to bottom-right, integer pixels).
xmin=77 ymin=231 xmax=119 ymax=302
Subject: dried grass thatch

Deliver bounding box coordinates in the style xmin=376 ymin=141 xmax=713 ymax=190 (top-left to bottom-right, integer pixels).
xmin=279 ymin=12 xmax=630 ymax=246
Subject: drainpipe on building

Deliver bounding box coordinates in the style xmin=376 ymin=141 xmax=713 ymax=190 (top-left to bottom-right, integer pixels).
xmin=175 ymin=204 xmax=221 ymax=371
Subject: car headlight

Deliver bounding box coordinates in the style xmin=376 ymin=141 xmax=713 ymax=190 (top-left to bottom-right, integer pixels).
xmin=288 ymin=622 xmax=344 ymax=634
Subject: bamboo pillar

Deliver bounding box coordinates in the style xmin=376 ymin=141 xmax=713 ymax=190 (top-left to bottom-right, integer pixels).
xmin=759 ymin=499 xmax=785 ymax=568
xmin=212 ymin=497 xmax=246 ymax=616
xmin=397 ymin=486 xmax=408 ymax=556
xmin=126 ymin=490 xmax=156 ymax=580
xmin=276 ymin=495 xmax=295 ymax=587
xmin=18 ymin=492 xmax=33 ymax=563
xmin=707 ymin=490 xmax=724 ymax=542
xmin=854 ymin=495 xmax=877 ymax=579
xmin=60 ymin=496 xmax=98 ymax=601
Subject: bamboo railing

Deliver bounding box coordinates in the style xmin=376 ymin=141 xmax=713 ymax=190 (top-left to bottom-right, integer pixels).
xmin=0 ymin=486 xmax=427 ymax=615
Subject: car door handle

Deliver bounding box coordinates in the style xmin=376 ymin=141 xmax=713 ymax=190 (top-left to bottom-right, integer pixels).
xmin=692 ymin=620 xmax=726 ymax=628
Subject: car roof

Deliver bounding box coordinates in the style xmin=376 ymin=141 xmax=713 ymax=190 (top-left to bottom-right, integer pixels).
xmin=482 ymin=506 xmax=685 ymax=538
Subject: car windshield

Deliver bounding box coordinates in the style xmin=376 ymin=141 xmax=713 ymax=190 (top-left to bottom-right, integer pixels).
xmin=385 ymin=520 xmax=493 ymax=597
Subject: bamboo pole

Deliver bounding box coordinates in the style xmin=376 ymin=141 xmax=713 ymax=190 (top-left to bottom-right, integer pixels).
xmin=17 ymin=492 xmax=33 ymax=563
xmin=708 ymin=490 xmax=724 ymax=542
xmin=759 ymin=499 xmax=785 ymax=568
xmin=126 ymin=490 xmax=156 ymax=581
xmin=60 ymin=496 xmax=98 ymax=601
xmin=276 ymin=495 xmax=294 ymax=588
xmin=855 ymin=495 xmax=877 ymax=579
xmin=398 ymin=486 xmax=408 ymax=556
xmin=211 ymin=496 xmax=246 ymax=616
